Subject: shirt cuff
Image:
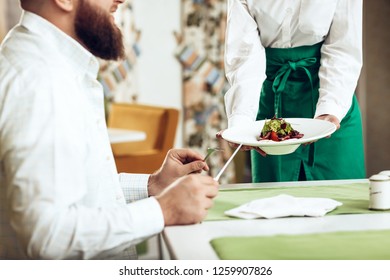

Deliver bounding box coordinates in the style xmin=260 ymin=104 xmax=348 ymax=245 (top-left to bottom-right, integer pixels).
xmin=119 ymin=173 xmax=150 ymax=203
xmin=314 ymin=100 xmax=346 ymax=123
xmin=126 ymin=197 xmax=165 ymax=238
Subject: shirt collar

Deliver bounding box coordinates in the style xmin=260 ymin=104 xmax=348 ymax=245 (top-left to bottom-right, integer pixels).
xmin=20 ymin=11 xmax=100 ymax=77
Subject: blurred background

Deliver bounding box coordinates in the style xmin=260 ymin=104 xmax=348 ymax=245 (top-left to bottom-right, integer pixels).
xmin=1 ymin=0 xmax=389 ymax=183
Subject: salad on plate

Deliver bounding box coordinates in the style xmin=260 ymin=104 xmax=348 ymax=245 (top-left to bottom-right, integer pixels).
xmin=258 ymin=116 xmax=304 ymax=142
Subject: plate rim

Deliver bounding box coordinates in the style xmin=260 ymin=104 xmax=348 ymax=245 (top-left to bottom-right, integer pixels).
xmin=221 ymin=118 xmax=337 ymax=148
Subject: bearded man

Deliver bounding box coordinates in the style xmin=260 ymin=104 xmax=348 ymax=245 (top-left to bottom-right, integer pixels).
xmin=0 ymin=0 xmax=219 ymax=259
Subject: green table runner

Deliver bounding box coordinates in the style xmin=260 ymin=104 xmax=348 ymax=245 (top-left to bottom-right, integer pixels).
xmin=206 ymin=183 xmax=390 ymax=221
xmin=208 ymin=183 xmax=390 ymax=259
xmin=210 ymin=230 xmax=390 ymax=260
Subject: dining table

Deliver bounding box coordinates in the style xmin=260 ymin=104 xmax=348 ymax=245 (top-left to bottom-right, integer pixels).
xmin=162 ymin=179 xmax=390 ymax=260
xmin=107 ymin=128 xmax=146 ymax=144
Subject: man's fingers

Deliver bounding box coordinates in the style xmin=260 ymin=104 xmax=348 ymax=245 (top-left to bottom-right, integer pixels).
xmin=171 ymin=148 xmax=204 ymax=163
xmin=205 ymin=183 xmax=219 ymax=198
xmin=203 ymin=198 xmax=214 ymax=210
xmin=185 ymin=160 xmax=209 ymax=174
xmin=196 ymin=177 xmax=219 ymax=198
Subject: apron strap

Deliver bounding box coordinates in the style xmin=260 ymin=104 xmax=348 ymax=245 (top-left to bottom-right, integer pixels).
xmin=271 ymin=57 xmax=318 ymax=167
xmin=271 ymin=57 xmax=317 ymax=117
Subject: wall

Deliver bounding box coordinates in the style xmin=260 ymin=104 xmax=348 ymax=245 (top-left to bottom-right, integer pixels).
xmin=133 ymin=0 xmax=183 ymax=147
xmin=363 ymin=0 xmax=390 ymax=176
xmin=0 ymin=0 xmax=22 ymax=41
xmin=0 ymin=0 xmax=6 ymax=40
xmin=5 ymin=0 xmax=22 ymax=29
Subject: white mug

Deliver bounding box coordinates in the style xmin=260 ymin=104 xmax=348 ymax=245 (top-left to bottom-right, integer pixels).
xmin=369 ymin=174 xmax=390 ymax=210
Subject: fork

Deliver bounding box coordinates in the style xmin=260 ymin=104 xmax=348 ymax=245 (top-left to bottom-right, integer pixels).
xmin=204 ymin=147 xmax=224 ymax=161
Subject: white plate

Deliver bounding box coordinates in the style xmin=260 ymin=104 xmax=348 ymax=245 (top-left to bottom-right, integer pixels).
xmin=222 ymin=118 xmax=337 ymax=155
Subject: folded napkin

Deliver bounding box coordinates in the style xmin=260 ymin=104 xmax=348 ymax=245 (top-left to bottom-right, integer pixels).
xmin=225 ymin=194 xmax=342 ymax=219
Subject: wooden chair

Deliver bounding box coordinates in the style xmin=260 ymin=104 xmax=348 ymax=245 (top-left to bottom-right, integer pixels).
xmin=108 ymin=103 xmax=179 ymax=174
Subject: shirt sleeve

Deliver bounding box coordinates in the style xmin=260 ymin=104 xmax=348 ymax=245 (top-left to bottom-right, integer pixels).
xmin=119 ymin=173 xmax=150 ymax=203
xmin=224 ymin=0 xmax=267 ymax=128
xmin=315 ymin=0 xmax=363 ymax=121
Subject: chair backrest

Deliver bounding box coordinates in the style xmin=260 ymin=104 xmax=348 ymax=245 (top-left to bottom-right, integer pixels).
xmin=107 ymin=103 xmax=179 ymax=156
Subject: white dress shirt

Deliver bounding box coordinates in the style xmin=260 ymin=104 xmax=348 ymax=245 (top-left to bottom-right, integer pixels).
xmin=0 ymin=12 xmax=164 ymax=259
xmin=224 ymin=0 xmax=363 ymax=128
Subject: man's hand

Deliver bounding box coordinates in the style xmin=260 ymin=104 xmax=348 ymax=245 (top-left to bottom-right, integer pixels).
xmin=148 ymin=149 xmax=209 ymax=196
xmin=156 ymin=174 xmax=219 ymax=225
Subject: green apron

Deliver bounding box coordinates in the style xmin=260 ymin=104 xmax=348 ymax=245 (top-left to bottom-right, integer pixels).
xmin=251 ymin=42 xmax=366 ymax=182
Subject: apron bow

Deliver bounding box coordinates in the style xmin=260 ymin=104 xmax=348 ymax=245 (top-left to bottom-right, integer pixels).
xmin=271 ymin=57 xmax=318 ymax=167
xmin=272 ymin=57 xmax=317 ymax=118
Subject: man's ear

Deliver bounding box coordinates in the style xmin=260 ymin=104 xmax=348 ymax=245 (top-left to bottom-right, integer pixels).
xmin=53 ymin=0 xmax=75 ymax=12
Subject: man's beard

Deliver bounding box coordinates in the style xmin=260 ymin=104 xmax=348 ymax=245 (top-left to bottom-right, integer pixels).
xmin=74 ymin=0 xmax=125 ymax=60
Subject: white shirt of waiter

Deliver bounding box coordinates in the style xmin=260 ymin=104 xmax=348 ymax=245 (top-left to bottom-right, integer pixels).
xmin=0 ymin=12 xmax=164 ymax=259
xmin=224 ymin=0 xmax=362 ymax=128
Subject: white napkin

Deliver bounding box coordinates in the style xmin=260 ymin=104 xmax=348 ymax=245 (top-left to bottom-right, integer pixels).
xmin=225 ymin=194 xmax=342 ymax=219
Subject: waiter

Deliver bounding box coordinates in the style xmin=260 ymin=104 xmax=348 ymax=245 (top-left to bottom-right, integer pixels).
xmin=223 ymin=0 xmax=365 ymax=182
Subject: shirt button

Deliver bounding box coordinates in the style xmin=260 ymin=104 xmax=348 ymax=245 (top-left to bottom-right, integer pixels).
xmin=106 ymin=156 xmax=111 ymax=161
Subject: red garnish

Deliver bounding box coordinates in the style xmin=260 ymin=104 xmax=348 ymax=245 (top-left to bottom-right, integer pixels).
xmin=270 ymin=131 xmax=279 ymax=142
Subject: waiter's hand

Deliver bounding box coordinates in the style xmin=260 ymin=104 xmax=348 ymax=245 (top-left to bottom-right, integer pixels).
xmin=316 ymin=114 xmax=340 ymax=130
xmin=303 ymin=114 xmax=340 ymax=145
xmin=216 ymin=130 xmax=267 ymax=157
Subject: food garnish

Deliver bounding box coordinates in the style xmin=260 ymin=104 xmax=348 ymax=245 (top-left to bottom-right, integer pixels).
xmin=258 ymin=116 xmax=303 ymax=142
